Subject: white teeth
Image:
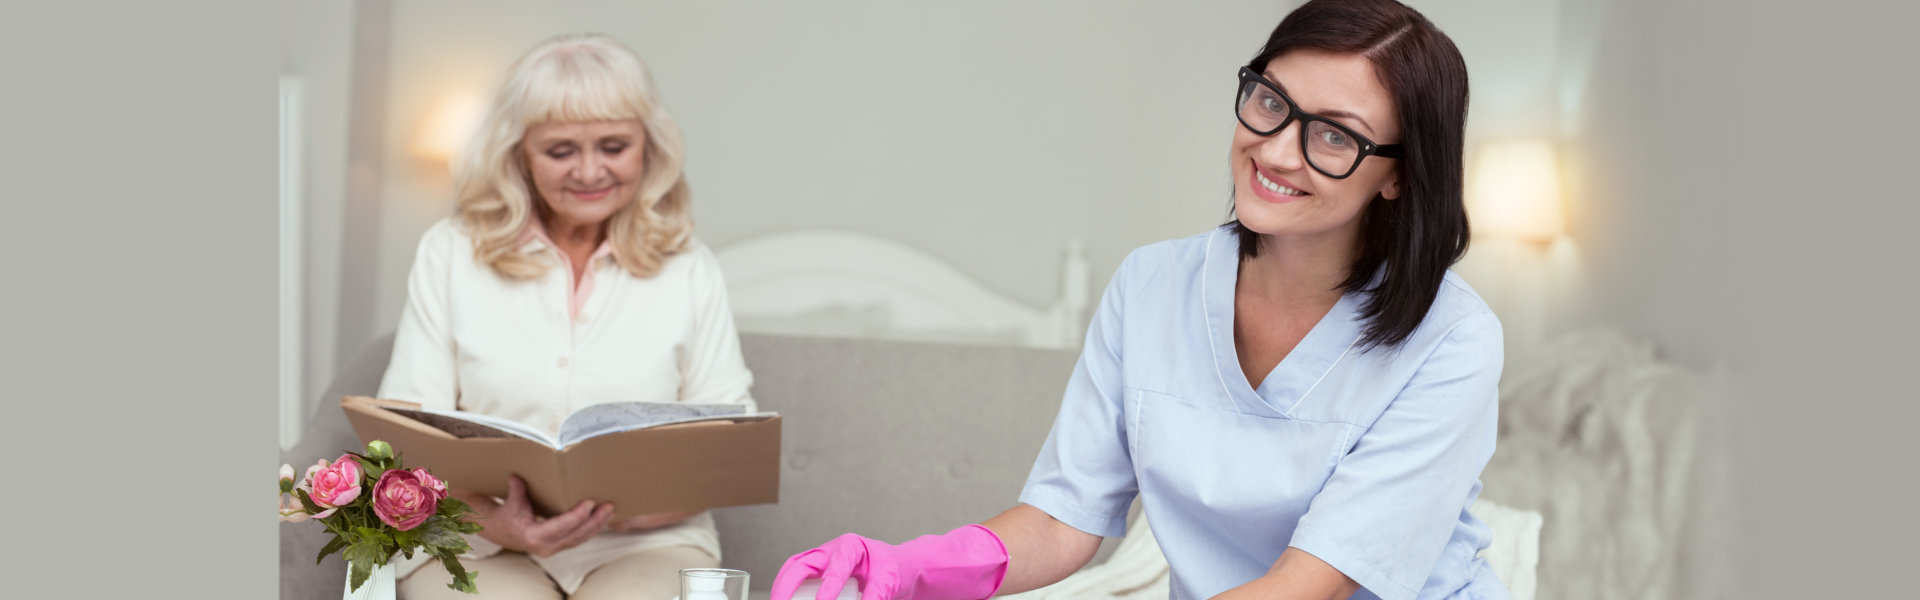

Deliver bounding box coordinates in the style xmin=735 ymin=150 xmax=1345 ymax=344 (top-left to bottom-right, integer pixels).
xmin=1257 ymin=171 xmax=1306 ymax=196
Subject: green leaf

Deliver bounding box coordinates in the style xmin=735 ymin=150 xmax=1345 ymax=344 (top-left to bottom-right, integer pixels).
xmin=342 ymin=536 xmax=389 ymax=593
xmin=344 ymin=551 xmax=374 ymax=593
xmin=448 ymin=571 xmax=479 ymax=595
xmin=419 ymin=520 xmax=467 ymax=552
xmin=354 ymin=526 xmax=393 ymax=548
xmin=341 ymin=452 xmax=384 ymax=476
xmin=436 ymin=553 xmax=467 ymax=579
xmin=314 ymin=535 xmax=349 ymax=565
xmin=347 ymin=561 xmax=371 ymax=593
xmin=439 ymin=555 xmax=480 ymax=594
xmin=393 ymin=528 xmax=419 ymax=549
xmin=293 ymin=488 xmax=321 ymax=512
xmin=438 ymin=497 xmax=472 ymax=517
xmin=343 ymin=538 xmax=385 ymax=566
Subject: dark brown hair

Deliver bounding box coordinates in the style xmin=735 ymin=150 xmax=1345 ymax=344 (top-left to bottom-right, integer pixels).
xmin=1231 ymin=0 xmax=1471 ymax=351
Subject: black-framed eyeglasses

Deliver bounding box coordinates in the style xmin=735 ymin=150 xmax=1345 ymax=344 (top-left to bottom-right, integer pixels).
xmin=1235 ymin=67 xmax=1403 ymax=179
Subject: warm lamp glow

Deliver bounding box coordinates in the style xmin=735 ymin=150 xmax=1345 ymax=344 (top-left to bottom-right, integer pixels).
xmin=412 ymin=91 xmax=487 ymax=165
xmin=1468 ymin=140 xmax=1566 ymax=242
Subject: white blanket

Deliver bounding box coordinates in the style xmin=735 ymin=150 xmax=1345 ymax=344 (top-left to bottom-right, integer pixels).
xmin=1479 ymin=330 xmax=1729 ymax=600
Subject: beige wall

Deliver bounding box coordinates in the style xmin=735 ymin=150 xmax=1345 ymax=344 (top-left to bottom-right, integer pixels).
xmin=288 ymin=0 xmax=1729 ymax=390
xmin=1526 ymin=0 xmax=1735 ymax=369
xmin=363 ymin=0 xmax=1292 ymax=348
xmin=283 ymin=0 xmax=356 ymax=408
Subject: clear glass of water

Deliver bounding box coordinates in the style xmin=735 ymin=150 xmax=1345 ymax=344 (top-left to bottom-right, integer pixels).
xmin=679 ymin=567 xmax=749 ymax=600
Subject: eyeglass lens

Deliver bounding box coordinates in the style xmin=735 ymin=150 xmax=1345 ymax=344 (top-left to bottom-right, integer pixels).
xmin=1237 ymin=80 xmax=1364 ymax=177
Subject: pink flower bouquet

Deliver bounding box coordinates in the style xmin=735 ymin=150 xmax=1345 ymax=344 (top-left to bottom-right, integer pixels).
xmin=280 ymin=440 xmax=482 ymax=594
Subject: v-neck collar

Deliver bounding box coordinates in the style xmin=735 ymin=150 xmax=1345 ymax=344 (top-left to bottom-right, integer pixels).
xmin=518 ymin=221 xmax=617 ymax=320
xmin=1200 ymin=227 xmax=1365 ymax=419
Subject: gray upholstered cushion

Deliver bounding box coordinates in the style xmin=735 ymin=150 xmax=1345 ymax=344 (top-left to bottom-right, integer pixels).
xmin=278 ymin=333 xmax=1086 ymax=597
xmin=714 ymin=334 xmax=1081 ymax=588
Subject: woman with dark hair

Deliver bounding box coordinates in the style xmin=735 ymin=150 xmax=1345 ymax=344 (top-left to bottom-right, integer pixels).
xmin=773 ymin=1 xmax=1506 ymax=599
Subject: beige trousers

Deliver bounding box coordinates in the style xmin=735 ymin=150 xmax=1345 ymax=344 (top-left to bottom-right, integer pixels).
xmin=397 ymin=545 xmax=718 ymax=600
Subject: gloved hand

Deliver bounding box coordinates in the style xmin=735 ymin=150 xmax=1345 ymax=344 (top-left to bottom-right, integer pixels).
xmin=770 ymin=524 xmax=1010 ymax=600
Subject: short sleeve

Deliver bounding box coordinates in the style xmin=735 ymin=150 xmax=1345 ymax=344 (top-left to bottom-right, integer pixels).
xmin=1286 ymin=311 xmax=1503 ymax=600
xmin=1017 ymin=254 xmax=1139 ymax=539
xmin=377 ymin=221 xmax=459 ymax=411
xmin=675 ymin=243 xmax=757 ymax=413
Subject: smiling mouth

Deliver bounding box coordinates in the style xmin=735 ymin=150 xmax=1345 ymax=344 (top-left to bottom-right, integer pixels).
xmin=1255 ymin=168 xmax=1308 ymax=197
xmin=569 ymin=187 xmax=613 ymax=200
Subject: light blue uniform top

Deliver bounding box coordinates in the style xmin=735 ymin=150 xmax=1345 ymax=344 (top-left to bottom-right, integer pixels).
xmin=1019 ymin=226 xmax=1511 ymax=600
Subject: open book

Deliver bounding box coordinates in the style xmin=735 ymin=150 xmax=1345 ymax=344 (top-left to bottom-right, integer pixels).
xmin=385 ymin=402 xmax=775 ymax=449
xmin=340 ymin=396 xmax=781 ymax=520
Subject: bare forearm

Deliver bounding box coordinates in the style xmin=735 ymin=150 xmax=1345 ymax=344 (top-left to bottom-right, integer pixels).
xmin=980 ymin=504 xmax=1103 ymax=595
xmin=1210 ymin=547 xmax=1359 ymax=600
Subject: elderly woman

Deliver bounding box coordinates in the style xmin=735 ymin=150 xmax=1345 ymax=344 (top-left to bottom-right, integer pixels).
xmin=378 ymin=33 xmax=754 ymax=600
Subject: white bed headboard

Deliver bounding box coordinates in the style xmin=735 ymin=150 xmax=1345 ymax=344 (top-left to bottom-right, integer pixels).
xmin=715 ymin=231 xmax=1090 ymax=349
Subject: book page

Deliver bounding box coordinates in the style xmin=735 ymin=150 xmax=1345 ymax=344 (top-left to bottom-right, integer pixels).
xmin=386 ymin=407 xmax=562 ymax=449
xmin=556 ymin=402 xmax=752 ymax=448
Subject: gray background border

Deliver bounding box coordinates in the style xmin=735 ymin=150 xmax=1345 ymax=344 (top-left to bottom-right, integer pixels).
xmin=1 ymin=0 xmax=1914 ymax=597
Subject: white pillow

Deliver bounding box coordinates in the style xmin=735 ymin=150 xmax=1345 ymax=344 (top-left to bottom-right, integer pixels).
xmin=1471 ymin=497 xmax=1544 ymax=600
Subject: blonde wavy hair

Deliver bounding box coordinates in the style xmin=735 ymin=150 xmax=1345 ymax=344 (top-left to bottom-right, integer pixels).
xmin=454 ymin=33 xmax=693 ymax=280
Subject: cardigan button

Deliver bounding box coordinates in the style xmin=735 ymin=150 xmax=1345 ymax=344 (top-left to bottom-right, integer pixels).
xmin=557 ymin=357 xmax=570 ymax=368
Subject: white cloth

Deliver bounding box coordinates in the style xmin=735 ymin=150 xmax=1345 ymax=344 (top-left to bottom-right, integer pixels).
xmin=378 ymin=217 xmax=756 ymax=593
xmin=1467 ymin=498 xmax=1541 ymax=600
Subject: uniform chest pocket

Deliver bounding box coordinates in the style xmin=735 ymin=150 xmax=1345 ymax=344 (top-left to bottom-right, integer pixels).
xmin=1130 ymin=388 xmax=1355 ymax=520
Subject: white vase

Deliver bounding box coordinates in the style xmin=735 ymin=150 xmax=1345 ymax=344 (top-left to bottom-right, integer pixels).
xmin=343 ymin=561 xmax=397 ymax=600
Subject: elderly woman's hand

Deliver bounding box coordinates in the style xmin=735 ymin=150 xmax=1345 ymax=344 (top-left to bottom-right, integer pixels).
xmin=451 ymin=475 xmax=615 ymax=557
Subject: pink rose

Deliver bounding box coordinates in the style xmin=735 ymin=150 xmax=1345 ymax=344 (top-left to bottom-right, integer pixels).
xmin=301 ymin=460 xmax=325 ymax=492
xmin=411 ymin=468 xmax=447 ymax=496
xmin=306 ymin=454 xmax=363 ymax=509
xmin=372 ymin=469 xmax=442 ymax=531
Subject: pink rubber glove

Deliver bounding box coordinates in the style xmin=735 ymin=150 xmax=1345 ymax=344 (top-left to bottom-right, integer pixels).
xmin=770 ymin=524 xmax=1010 ymax=600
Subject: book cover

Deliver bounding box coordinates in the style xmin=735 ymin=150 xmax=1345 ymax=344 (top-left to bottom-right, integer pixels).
xmin=339 ymin=396 xmax=781 ymax=520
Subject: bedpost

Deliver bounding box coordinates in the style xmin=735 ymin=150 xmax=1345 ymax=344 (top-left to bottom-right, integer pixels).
xmin=1055 ymin=240 xmax=1090 ymax=347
